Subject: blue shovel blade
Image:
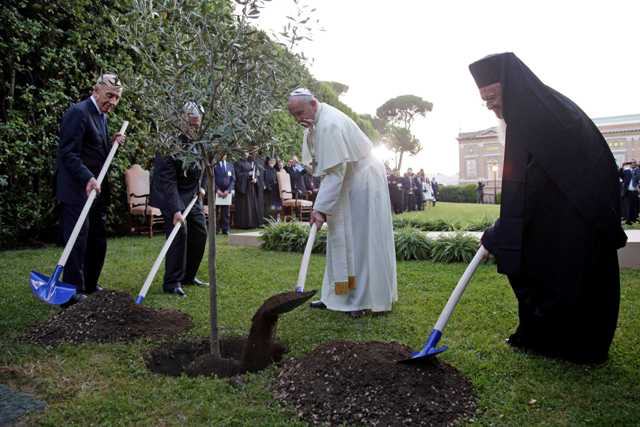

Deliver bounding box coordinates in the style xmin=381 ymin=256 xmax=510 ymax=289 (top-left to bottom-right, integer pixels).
xmin=30 ymin=269 xmax=76 ymax=305
xmin=398 ymin=329 xmax=448 ymax=364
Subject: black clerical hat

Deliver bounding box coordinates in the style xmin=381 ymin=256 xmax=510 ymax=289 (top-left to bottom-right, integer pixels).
xmin=469 ymin=53 xmax=509 ymax=88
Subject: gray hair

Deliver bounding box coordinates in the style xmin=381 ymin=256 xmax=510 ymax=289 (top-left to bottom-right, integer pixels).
xmin=182 ymin=101 xmax=204 ymax=118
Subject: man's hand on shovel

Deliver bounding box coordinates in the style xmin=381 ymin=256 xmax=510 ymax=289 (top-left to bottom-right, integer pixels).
xmin=309 ymin=210 xmax=326 ymax=229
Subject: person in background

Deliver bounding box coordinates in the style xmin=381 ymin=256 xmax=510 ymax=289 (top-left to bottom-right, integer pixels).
xmin=476 ymin=181 xmax=485 ymax=204
xmin=431 ymin=177 xmax=439 ymax=206
xmin=214 ymin=153 xmax=235 ymax=235
xmin=263 ymin=157 xmax=279 ymax=222
xmin=620 ymin=161 xmax=640 ymax=224
xmin=234 ymin=151 xmax=261 ymax=229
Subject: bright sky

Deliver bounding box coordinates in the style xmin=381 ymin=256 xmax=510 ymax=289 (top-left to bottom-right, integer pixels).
xmin=256 ymin=0 xmax=640 ymax=176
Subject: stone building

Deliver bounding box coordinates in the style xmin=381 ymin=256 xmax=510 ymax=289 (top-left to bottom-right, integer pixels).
xmin=458 ymin=114 xmax=640 ymax=201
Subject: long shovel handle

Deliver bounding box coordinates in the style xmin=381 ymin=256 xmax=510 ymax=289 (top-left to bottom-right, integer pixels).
xmin=294 ymin=223 xmax=318 ymax=293
xmin=433 ymin=245 xmax=488 ymax=332
xmin=135 ymin=193 xmax=200 ymax=304
xmin=57 ymin=121 xmax=129 ymax=267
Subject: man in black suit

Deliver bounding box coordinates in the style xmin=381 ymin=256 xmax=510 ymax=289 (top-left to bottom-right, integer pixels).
xmin=403 ymin=168 xmax=417 ymax=211
xmin=55 ymin=73 xmax=125 ymax=307
xmin=214 ymin=153 xmax=235 ymax=234
xmin=284 ymin=156 xmax=308 ymax=200
xmin=620 ymin=161 xmax=640 ymax=224
xmin=151 ymin=102 xmax=208 ymax=298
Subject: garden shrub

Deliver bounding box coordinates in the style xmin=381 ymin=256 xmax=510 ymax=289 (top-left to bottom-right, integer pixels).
xmin=437 ymin=184 xmax=477 ymax=203
xmin=430 ymin=232 xmax=480 ymax=263
xmin=394 ymin=227 xmax=433 ymax=261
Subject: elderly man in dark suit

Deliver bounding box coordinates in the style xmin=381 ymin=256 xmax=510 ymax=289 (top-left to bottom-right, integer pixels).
xmin=55 ymin=73 xmax=125 ymax=307
xmin=151 ymin=102 xmax=208 ymax=298
xmin=214 ymin=153 xmax=235 ymax=234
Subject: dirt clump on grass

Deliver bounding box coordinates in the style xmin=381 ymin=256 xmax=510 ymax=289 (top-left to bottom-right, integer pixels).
xmin=273 ymin=340 xmax=476 ymax=426
xmin=26 ymin=290 xmax=192 ymax=345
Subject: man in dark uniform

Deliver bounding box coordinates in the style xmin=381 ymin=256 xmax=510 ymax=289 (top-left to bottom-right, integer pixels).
xmin=214 ymin=153 xmax=235 ymax=234
xmin=55 ymin=73 xmax=126 ymax=307
xmin=151 ymin=102 xmax=208 ymax=298
xmin=469 ymin=52 xmax=627 ymax=364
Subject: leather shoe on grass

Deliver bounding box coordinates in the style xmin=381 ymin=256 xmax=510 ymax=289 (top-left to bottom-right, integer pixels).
xmin=60 ymin=293 xmax=87 ymax=309
xmin=163 ymin=286 xmax=187 ymax=298
xmin=184 ymin=278 xmax=209 ymax=287
xmin=309 ymin=300 xmax=327 ymax=309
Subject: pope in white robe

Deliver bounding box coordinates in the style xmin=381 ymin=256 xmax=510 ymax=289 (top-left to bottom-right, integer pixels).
xmin=287 ymin=88 xmax=398 ymax=316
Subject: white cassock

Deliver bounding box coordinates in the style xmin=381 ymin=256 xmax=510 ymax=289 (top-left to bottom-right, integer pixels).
xmin=302 ymin=102 xmax=398 ymax=312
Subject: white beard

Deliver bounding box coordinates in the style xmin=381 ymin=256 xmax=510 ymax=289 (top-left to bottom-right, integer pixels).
xmin=497 ymin=118 xmax=507 ymax=145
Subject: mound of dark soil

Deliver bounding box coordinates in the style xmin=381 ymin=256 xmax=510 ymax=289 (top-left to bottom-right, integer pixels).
xmin=145 ymin=336 xmax=286 ymax=378
xmin=273 ymin=341 xmax=476 ymax=426
xmin=26 ymin=291 xmax=192 ymax=345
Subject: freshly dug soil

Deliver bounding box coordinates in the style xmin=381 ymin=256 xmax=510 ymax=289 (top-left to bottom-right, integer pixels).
xmin=145 ymin=290 xmax=315 ymax=378
xmin=273 ymin=341 xmax=476 ymax=426
xmin=145 ymin=336 xmax=286 ymax=378
xmin=26 ymin=291 xmax=192 ymax=345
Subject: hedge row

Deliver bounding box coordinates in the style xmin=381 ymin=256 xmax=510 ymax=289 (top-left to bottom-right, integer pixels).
xmin=392 ymin=217 xmax=494 ymax=232
xmin=260 ymin=222 xmax=482 ymax=263
xmin=0 ymin=1 xmax=377 ymax=249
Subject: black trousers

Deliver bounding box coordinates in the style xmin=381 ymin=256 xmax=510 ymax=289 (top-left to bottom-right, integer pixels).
xmin=162 ymin=201 xmax=207 ymax=289
xmin=60 ymin=199 xmax=107 ymax=294
xmin=623 ymin=190 xmax=639 ymax=224
xmin=216 ymin=205 xmax=230 ymax=232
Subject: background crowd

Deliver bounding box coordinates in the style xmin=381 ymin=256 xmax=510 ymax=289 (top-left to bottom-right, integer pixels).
xmin=385 ymin=166 xmax=438 ymax=214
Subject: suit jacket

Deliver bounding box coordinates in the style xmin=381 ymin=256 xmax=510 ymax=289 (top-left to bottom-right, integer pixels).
xmin=403 ymin=175 xmax=416 ymax=194
xmin=214 ymin=160 xmax=235 ymax=192
xmin=284 ymin=164 xmax=307 ymax=198
xmin=150 ymin=136 xmax=203 ymax=216
xmin=55 ymin=97 xmax=111 ymax=205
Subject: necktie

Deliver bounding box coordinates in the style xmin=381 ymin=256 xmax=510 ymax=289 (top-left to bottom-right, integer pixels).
xmin=100 ymin=114 xmax=107 ymax=140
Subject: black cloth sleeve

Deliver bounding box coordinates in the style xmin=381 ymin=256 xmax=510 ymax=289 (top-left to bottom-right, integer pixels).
xmin=151 ymin=154 xmax=184 ymax=216
xmin=58 ymin=107 xmax=94 ymax=186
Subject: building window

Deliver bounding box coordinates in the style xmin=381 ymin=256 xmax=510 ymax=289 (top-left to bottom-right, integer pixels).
xmin=466 ymin=159 xmax=477 ymax=178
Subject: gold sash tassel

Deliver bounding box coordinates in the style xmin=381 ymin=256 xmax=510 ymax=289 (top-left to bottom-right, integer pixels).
xmin=335 ymin=281 xmax=349 ymax=295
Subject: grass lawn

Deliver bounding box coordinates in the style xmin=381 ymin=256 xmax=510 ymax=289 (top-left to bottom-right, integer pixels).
xmin=397 ymin=202 xmax=499 ymax=226
xmin=1 ymin=203 xmax=639 ymax=425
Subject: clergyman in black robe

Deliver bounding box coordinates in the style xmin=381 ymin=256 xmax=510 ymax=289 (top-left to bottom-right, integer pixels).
xmin=469 ymin=52 xmax=627 ymax=364
xmin=234 ymin=155 xmax=260 ymax=229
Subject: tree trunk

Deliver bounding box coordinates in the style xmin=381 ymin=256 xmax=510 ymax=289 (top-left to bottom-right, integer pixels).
xmin=206 ymin=166 xmax=221 ymax=357
xmin=397 ymin=151 xmax=405 ymax=172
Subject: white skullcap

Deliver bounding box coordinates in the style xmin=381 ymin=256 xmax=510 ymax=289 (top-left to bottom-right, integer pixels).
xmin=182 ymin=101 xmax=204 ymax=117
xmin=289 ymin=87 xmax=314 ymax=98
xmin=96 ymin=73 xmax=122 ymax=88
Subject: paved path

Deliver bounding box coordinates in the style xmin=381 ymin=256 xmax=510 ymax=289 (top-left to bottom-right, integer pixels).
xmin=0 ymin=384 xmax=45 ymax=425
xmin=229 ymin=228 xmax=640 ymax=269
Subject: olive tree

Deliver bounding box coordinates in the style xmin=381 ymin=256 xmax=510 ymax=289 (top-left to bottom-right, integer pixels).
xmin=117 ymin=0 xmax=307 ymax=356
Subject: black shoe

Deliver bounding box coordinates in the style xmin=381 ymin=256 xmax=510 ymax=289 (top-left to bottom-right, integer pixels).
xmin=60 ymin=293 xmax=87 ymax=309
xmin=347 ymin=310 xmax=367 ymax=319
xmin=222 ymin=230 xmax=229 ymax=235
xmin=95 ymin=285 xmax=105 ymax=292
xmin=163 ymin=286 xmax=187 ymax=298
xmin=309 ymin=300 xmax=326 ymax=309
xmin=184 ymin=278 xmax=209 ymax=287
